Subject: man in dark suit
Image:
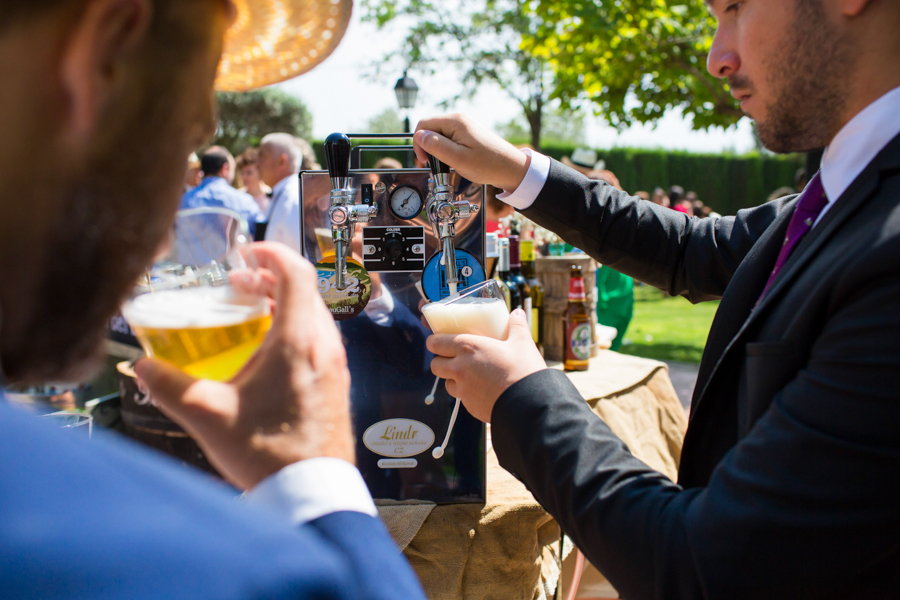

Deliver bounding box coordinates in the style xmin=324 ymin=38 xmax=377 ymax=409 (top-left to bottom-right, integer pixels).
xmin=412 ymin=0 xmax=900 ymax=597
xmin=0 ymin=0 xmax=423 ymax=598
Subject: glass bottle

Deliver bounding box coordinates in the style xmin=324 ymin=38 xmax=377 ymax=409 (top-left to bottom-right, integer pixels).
xmin=506 ymin=235 xmax=531 ymax=317
xmin=493 ymin=238 xmax=514 ymax=311
xmin=519 ymin=239 xmax=545 ymax=354
xmin=564 ymin=265 xmax=592 ymax=371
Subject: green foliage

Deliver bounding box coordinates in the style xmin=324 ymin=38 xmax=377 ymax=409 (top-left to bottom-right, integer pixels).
xmin=361 ymin=0 xmax=575 ymax=150
xmin=619 ymin=293 xmax=719 ymax=364
xmin=211 ymin=89 xmax=313 ymax=155
xmin=537 ymin=143 xmax=803 ymax=214
xmin=525 ymin=0 xmax=743 ymax=131
xmin=497 ymin=106 xmax=588 ymax=146
xmin=366 ymin=108 xmax=406 ymax=134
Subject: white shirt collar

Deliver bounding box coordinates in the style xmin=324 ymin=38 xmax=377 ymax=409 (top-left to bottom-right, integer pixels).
xmin=271 ymin=174 xmax=298 ymax=201
xmin=820 ymin=85 xmax=900 ymax=204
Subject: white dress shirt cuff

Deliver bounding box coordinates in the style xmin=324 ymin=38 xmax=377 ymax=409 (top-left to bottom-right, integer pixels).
xmin=496 ymin=149 xmax=552 ymax=210
xmin=244 ymin=458 xmax=377 ymax=526
xmin=363 ymin=286 xmax=395 ymax=327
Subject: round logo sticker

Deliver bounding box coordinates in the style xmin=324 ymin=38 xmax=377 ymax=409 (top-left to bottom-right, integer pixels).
xmin=421 ymin=249 xmax=486 ymax=301
xmin=363 ymin=418 xmax=435 ymax=458
xmin=315 ymin=255 xmax=372 ymax=321
xmin=570 ymin=323 xmax=592 ymax=361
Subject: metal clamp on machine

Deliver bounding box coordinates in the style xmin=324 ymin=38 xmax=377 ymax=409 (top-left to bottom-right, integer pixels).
xmin=425 ymin=154 xmax=480 ymax=298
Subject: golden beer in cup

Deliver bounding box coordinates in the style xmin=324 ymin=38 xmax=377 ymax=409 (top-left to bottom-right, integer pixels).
xmin=123 ymin=286 xmax=271 ymax=381
xmin=122 ymin=208 xmax=271 ymax=381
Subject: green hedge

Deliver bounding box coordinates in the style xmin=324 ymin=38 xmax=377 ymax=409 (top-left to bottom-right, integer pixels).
xmin=310 ymin=139 xmax=804 ymax=216
xmin=539 ymin=143 xmax=804 ymax=215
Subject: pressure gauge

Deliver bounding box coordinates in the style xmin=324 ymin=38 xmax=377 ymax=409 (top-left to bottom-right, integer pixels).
xmin=389 ymin=185 xmax=423 ymax=220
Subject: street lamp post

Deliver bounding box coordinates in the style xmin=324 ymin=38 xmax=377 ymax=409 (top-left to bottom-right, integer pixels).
xmin=394 ymin=69 xmax=419 ymax=135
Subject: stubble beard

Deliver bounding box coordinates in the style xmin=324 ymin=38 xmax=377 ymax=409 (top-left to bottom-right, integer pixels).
xmin=3 ymin=95 xmax=187 ymax=385
xmin=751 ymin=0 xmax=854 ymax=154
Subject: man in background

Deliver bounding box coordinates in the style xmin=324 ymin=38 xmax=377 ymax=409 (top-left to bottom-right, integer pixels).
xmin=0 ymin=0 xmax=423 ymax=597
xmin=181 ymin=145 xmax=264 ymax=236
xmin=257 ymin=132 xmax=303 ymax=252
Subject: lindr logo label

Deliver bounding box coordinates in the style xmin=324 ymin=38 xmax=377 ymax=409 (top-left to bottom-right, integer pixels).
xmin=363 ymin=419 xmax=435 ymax=458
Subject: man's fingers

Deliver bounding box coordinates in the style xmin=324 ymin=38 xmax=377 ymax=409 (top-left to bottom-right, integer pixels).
xmin=430 ymin=356 xmax=454 ymax=380
xmin=133 ymin=359 xmax=226 ymax=428
xmin=414 ymin=129 xmax=465 ymax=169
xmin=248 ymin=243 xmax=331 ymax=333
xmin=426 ymin=333 xmax=467 ymax=358
xmin=507 ymin=308 xmax=532 ymax=342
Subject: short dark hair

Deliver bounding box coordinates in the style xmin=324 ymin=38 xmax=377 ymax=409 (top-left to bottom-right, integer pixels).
xmin=669 ymin=185 xmax=684 ymax=204
xmin=236 ymin=147 xmax=259 ymax=171
xmin=201 ymin=147 xmax=233 ymax=177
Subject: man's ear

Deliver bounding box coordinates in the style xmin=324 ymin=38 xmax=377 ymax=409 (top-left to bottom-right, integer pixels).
xmin=839 ymin=0 xmax=875 ymax=17
xmin=60 ymin=0 xmax=153 ymax=142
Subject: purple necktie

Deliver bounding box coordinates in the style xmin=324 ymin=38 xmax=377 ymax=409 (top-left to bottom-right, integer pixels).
xmin=759 ymin=172 xmax=828 ymax=300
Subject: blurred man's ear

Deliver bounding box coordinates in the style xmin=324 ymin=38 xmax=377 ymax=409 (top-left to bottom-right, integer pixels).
xmin=840 ymin=0 xmax=875 ymax=17
xmin=60 ymin=0 xmax=153 ymax=144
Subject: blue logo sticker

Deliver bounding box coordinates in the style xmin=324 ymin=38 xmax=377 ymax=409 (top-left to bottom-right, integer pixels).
xmin=421 ymin=249 xmax=486 ymax=301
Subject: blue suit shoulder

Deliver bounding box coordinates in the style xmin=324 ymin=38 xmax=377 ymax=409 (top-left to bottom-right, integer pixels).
xmin=0 ymin=403 xmax=424 ymax=600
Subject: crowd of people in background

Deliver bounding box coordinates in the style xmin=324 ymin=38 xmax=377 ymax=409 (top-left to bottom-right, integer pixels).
xmin=181 ymin=133 xmax=316 ymax=254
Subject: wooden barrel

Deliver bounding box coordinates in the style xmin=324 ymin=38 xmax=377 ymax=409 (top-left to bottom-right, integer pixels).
xmin=535 ymin=256 xmax=599 ymax=362
xmin=116 ymin=361 xmax=218 ymax=476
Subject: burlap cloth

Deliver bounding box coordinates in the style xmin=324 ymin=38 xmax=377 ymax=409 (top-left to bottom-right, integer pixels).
xmin=376 ymin=351 xmax=688 ymax=600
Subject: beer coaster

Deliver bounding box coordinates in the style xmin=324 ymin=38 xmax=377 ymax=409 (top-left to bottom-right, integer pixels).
xmin=315 ymin=255 xmax=372 ymax=320
xmin=422 ymin=249 xmax=486 ymax=301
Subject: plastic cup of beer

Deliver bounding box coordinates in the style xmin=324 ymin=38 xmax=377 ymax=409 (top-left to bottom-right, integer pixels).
xmin=121 ymin=208 xmax=272 ymax=382
xmin=421 ymin=280 xmax=510 ymax=340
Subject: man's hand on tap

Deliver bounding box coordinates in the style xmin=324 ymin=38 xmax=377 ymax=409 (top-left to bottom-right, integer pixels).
xmin=134 ymin=243 xmax=354 ymax=491
xmin=414 ymin=113 xmax=531 ymax=193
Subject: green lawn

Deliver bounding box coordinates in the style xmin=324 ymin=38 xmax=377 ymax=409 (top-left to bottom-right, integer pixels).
xmin=617 ymin=288 xmax=719 ymax=364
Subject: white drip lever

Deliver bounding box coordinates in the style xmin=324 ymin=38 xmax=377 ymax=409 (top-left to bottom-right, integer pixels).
xmin=432 ymin=398 xmax=460 ymax=459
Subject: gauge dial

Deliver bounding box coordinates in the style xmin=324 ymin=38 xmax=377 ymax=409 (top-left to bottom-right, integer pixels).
xmin=389 ymin=185 xmax=423 ymax=220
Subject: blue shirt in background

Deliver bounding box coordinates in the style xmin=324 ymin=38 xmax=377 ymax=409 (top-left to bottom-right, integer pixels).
xmin=181 ymin=177 xmax=264 ymax=236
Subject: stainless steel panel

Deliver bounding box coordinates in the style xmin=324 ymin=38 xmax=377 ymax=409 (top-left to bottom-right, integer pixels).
xmin=300 ymin=169 xmax=486 ymax=503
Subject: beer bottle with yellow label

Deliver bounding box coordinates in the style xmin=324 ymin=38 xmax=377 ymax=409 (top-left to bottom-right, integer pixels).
xmin=519 ymin=239 xmax=545 ymax=354
xmin=564 ymin=265 xmax=592 ymax=371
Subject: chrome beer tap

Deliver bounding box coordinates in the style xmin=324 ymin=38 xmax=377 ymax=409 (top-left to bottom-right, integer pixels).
xmin=426 ymin=154 xmax=479 ymax=295
xmin=324 ymin=133 xmax=377 ymax=290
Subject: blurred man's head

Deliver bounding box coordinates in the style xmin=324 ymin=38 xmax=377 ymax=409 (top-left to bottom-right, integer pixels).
xmin=0 ymin=0 xmax=229 ymax=383
xmin=201 ymin=146 xmax=236 ymax=183
xmin=257 ymin=133 xmax=303 ymax=187
xmin=706 ymin=0 xmax=900 ymax=153
xmin=668 ymin=185 xmax=684 ymax=205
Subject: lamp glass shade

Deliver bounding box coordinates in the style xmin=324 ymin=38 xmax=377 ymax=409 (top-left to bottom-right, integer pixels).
xmin=394 ymin=73 xmax=419 ymax=110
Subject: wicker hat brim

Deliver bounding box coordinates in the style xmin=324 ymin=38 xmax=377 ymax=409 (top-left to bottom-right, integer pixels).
xmin=215 ymin=0 xmax=352 ymax=92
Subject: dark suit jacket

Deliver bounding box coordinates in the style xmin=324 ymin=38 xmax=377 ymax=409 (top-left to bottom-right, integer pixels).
xmin=0 ymin=399 xmax=425 ymax=599
xmin=492 ymin=133 xmax=900 ymax=599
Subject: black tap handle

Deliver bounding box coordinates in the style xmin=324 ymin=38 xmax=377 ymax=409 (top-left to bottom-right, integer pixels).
xmin=428 ymin=153 xmax=450 ymax=176
xmin=324 ymin=133 xmax=351 ymax=179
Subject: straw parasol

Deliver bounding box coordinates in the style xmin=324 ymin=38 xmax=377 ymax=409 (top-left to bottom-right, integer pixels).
xmin=216 ymin=0 xmax=353 ymax=92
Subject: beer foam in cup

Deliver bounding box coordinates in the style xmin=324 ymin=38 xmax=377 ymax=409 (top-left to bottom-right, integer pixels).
xmin=123 ymin=286 xmax=268 ymax=330
xmin=421 ymin=297 xmax=509 ymax=340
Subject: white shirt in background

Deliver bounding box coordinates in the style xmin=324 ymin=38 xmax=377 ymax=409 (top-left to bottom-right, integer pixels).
xmin=265 ymin=175 xmax=302 ymax=253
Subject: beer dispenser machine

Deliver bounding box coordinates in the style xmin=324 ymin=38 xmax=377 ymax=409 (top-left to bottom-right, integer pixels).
xmin=301 ymin=133 xmax=486 ymax=503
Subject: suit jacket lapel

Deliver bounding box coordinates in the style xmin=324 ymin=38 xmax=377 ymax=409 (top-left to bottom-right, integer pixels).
xmin=690 ymin=153 xmax=888 ymax=426
xmin=689 ymin=199 xmax=794 ymax=417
